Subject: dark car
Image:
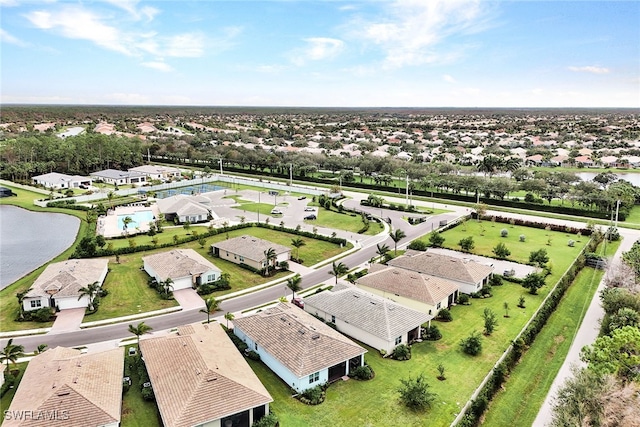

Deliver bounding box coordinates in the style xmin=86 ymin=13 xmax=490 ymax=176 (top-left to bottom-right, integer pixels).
xmin=298 ymin=196 xmax=307 ymax=200
xmin=292 ymin=297 xmax=305 ymax=309
xmin=304 ymin=214 xmax=317 ymax=220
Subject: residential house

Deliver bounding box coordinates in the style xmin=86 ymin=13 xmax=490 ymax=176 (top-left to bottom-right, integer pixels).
xmin=549 ymin=155 xmax=569 ymax=167
xmin=525 ymin=154 xmax=544 ymax=166
xmin=4 ymin=347 xmax=123 ymax=427
xmin=355 ymin=264 xmax=459 ymax=316
xmin=128 ymin=165 xmax=181 ymax=181
xmin=233 ymin=303 xmax=366 ymax=392
xmin=211 ymin=236 xmax=290 ymax=271
xmin=23 ymin=259 xmax=109 ymax=312
xmin=156 ymin=194 xmax=217 ymax=224
xmin=142 ymin=249 xmax=221 ymax=291
xmin=599 ymin=156 xmax=619 ymax=168
xmin=303 ymin=284 xmax=432 ymax=354
xmin=32 ymin=172 xmax=92 ymax=189
xmin=574 ymin=156 xmax=594 ymax=167
xmin=90 ymin=169 xmax=147 ymax=186
xmin=139 ymin=322 xmax=272 ymax=427
xmin=387 ymin=250 xmax=493 ymax=295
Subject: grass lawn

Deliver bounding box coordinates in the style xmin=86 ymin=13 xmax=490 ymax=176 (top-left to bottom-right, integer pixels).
xmin=307 ymin=207 xmax=383 ymax=236
xmin=481 ymin=239 xmax=620 ymax=426
xmin=122 ymin=352 xmax=163 ymax=427
xmin=435 ymin=219 xmax=588 ymax=268
xmin=0 ymin=362 xmax=27 ymax=414
xmin=624 ymin=205 xmax=640 ymax=224
xmin=246 ymin=281 xmax=544 ymax=427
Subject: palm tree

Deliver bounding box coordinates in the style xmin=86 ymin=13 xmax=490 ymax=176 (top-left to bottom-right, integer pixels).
xmin=122 ymin=216 xmax=133 ymax=234
xmin=77 ymin=281 xmax=100 ymax=311
xmin=290 ymin=237 xmax=306 ymax=261
xmin=376 ymin=243 xmax=390 ymax=262
xmin=160 ymin=278 xmax=174 ymax=300
xmin=224 ymin=312 xmax=235 ymax=329
xmin=35 ymin=344 xmax=48 ymax=354
xmin=263 ymin=247 xmax=277 ymax=276
xmin=16 ymin=287 xmax=32 ymax=320
xmin=128 ymin=322 xmax=153 ymax=346
xmin=390 ymin=229 xmax=407 ymax=255
xmin=286 ymin=274 xmax=303 ymax=299
xmin=1 ymin=339 xmax=25 ymax=371
xmin=201 ymin=297 xmax=220 ymax=324
xmin=329 ymin=261 xmax=348 ymax=284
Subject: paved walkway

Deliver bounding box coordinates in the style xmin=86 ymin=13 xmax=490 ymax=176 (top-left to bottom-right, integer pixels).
xmin=287 ymin=260 xmax=315 ymax=275
xmin=533 ymin=229 xmax=640 ymax=426
xmin=49 ymin=308 xmax=86 ymax=334
xmin=172 ymin=288 xmax=205 ymax=310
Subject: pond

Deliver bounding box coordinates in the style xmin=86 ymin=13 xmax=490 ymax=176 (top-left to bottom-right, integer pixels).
xmin=0 ymin=205 xmax=80 ymax=290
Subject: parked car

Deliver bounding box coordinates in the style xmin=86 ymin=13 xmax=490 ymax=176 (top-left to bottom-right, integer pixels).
xmin=298 ymin=196 xmax=306 ymax=200
xmin=292 ymin=297 xmax=305 ymax=309
xmin=271 ymin=208 xmax=283 ymax=215
xmin=304 ymin=207 xmax=315 ymax=212
xmin=304 ymin=214 xmax=317 ymax=220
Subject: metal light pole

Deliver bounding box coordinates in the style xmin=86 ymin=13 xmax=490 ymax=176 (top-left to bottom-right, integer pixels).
xmin=289 ymin=164 xmax=293 ymax=186
xmin=405 ymin=174 xmax=409 ymax=207
xmin=219 ymin=158 xmax=223 ymax=175
xmin=257 ymin=192 xmax=260 ymax=223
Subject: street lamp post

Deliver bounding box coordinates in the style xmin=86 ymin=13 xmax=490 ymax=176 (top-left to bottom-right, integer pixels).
xmin=257 ymin=191 xmax=261 ymax=223
xmin=219 ymin=158 xmax=223 ymax=176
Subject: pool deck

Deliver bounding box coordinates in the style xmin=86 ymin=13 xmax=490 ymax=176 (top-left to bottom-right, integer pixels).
xmin=98 ymin=204 xmax=161 ymax=238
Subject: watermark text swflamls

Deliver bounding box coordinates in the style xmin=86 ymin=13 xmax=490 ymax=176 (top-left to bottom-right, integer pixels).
xmin=4 ymin=410 xmax=70 ymax=421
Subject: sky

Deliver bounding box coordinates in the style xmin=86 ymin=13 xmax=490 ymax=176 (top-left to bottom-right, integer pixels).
xmin=1 ymin=0 xmax=639 ymax=108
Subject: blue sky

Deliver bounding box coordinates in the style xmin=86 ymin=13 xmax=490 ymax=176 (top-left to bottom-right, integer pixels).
xmin=1 ymin=0 xmax=638 ymax=107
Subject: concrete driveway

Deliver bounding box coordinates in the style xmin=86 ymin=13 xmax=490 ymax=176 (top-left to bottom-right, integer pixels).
xmin=49 ymin=308 xmax=86 ymax=334
xmin=172 ymin=288 xmax=205 ymax=310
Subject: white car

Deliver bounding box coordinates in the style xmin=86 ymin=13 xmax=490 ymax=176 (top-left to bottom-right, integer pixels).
xmin=270 ymin=208 xmax=283 ymax=215
xmin=304 ymin=207 xmax=315 ymax=212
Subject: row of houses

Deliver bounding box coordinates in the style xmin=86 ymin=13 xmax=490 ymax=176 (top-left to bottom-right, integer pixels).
xmin=31 ymin=165 xmax=182 ymax=189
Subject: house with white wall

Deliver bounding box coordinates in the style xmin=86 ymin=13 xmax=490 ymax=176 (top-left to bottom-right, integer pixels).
xmin=303 ymin=284 xmax=432 ymax=354
xmin=211 ymin=236 xmax=290 ymax=271
xmin=233 ymin=303 xmax=366 ymax=392
xmin=90 ymin=169 xmax=147 ymax=186
xmin=140 ymin=322 xmax=272 ymax=427
xmin=32 ymin=172 xmax=92 ymax=189
xmin=142 ymin=249 xmax=221 ymax=291
xmin=23 ymin=258 xmax=109 ymax=312
xmin=129 ymin=165 xmax=181 ymax=181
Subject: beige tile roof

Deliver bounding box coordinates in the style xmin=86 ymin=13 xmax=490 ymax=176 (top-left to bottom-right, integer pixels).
xmin=211 ymin=235 xmax=290 ymax=263
xmin=388 ymin=251 xmax=493 ymax=285
xmin=139 ymin=322 xmax=272 ymax=427
xmin=142 ymin=249 xmax=220 ymax=281
xmin=26 ymin=259 xmax=108 ymax=299
xmin=233 ymin=303 xmax=366 ymax=378
xmin=356 ymin=266 xmax=459 ymax=306
xmin=303 ymin=286 xmax=432 ymax=340
xmin=4 ymin=347 xmax=123 ymax=427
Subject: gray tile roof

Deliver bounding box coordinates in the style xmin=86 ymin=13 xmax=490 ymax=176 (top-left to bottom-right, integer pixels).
xmin=388 ymin=251 xmax=493 ymax=284
xmin=303 ymin=286 xmax=432 ymax=341
xmin=143 ymin=249 xmax=220 ymax=281
xmin=156 ymin=194 xmax=212 ymax=217
xmin=4 ymin=347 xmax=123 ymax=427
xmin=233 ymin=303 xmax=365 ymax=378
xmin=26 ymin=259 xmax=108 ymax=299
xmin=140 ymin=323 xmax=272 ymax=427
xmin=90 ymin=169 xmax=146 ymax=180
xmin=356 ymin=265 xmax=459 ymax=306
xmin=212 ymin=235 xmax=290 ymax=263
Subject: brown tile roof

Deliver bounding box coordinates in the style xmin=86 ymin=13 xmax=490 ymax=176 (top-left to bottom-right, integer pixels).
xmin=139 ymin=322 xmax=272 ymax=427
xmin=388 ymin=251 xmax=493 ymax=285
xmin=4 ymin=347 xmax=123 ymax=427
xmin=26 ymin=259 xmax=108 ymax=299
xmin=233 ymin=303 xmax=366 ymax=378
xmin=355 ymin=266 xmax=459 ymax=306
xmin=211 ymin=235 xmax=290 ymax=263
xmin=142 ymin=249 xmax=220 ymax=281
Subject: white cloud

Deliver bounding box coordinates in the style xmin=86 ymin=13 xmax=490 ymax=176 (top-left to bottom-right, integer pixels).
xmin=104 ymin=0 xmax=159 ymax=21
xmin=0 ymin=0 xmax=20 ymax=7
xmin=142 ymin=61 xmax=173 ymax=72
xmin=290 ymin=37 xmax=345 ymax=66
xmin=0 ymin=28 xmax=28 ymax=47
xmin=164 ymin=33 xmax=205 ymax=57
xmin=443 ymin=74 xmax=456 ymax=83
xmin=568 ymin=65 xmax=610 ymax=74
xmin=352 ymin=0 xmax=493 ymax=68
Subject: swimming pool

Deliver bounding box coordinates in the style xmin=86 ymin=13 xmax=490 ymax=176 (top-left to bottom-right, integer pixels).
xmin=154 ymin=184 xmax=226 ymax=199
xmin=117 ymin=210 xmax=155 ymax=231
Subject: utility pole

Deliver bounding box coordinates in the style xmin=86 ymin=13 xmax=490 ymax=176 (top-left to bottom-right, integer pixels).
xmin=257 ymin=192 xmax=260 ymax=223
xmin=405 ymin=174 xmax=409 ymax=207
xmin=219 ymin=158 xmax=223 ymax=175
xmin=289 ymin=164 xmax=293 ymax=186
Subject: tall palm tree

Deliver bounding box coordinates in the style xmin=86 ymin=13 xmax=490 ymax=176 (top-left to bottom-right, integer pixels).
xmin=128 ymin=322 xmax=153 ymax=346
xmin=263 ymin=247 xmax=277 ymax=276
xmin=122 ymin=216 xmax=133 ymax=234
xmin=376 ymin=243 xmax=390 ymax=261
xmin=329 ymin=261 xmax=349 ymax=284
xmin=290 ymin=237 xmax=306 ymax=261
xmin=286 ymin=274 xmax=303 ymax=299
xmin=201 ymin=297 xmax=220 ymax=324
xmin=160 ymin=278 xmax=174 ymax=300
xmin=224 ymin=312 xmax=235 ymax=329
xmin=16 ymin=287 xmax=32 ymax=320
xmin=1 ymin=339 xmax=25 ymax=371
xmin=390 ymin=229 xmax=407 ymax=255
xmin=77 ymin=281 xmax=100 ymax=311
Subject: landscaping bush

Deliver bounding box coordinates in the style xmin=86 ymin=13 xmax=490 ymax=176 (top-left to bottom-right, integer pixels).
xmin=350 ymin=365 xmax=374 ymax=380
xmin=423 ymin=325 xmax=442 ymax=341
xmin=457 ymin=293 xmax=471 ymax=305
xmin=480 ymin=284 xmax=493 ymax=297
xmin=519 ymin=234 xmax=526 ymax=242
xmin=252 ymin=413 xmax=279 ymax=427
xmin=0 ymin=373 xmax=16 ymax=398
xmin=299 ymin=385 xmax=326 ymax=405
xmin=568 ymin=239 xmax=575 ymax=247
xmin=489 ymin=275 xmax=503 ymax=287
xmin=500 ymin=228 xmax=508 ymax=237
xmin=397 ymin=373 xmax=437 ymax=412
xmin=460 ymin=331 xmax=483 ymax=356
xmin=407 ymin=240 xmax=428 ymax=251
xmin=391 ymin=344 xmax=412 ymax=361
xmin=428 ymin=231 xmax=445 ymax=248
xmin=437 ymin=308 xmax=453 ymax=322
xmin=246 ymin=350 xmax=261 ymax=361
xmin=227 ymin=331 xmax=249 ymax=353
